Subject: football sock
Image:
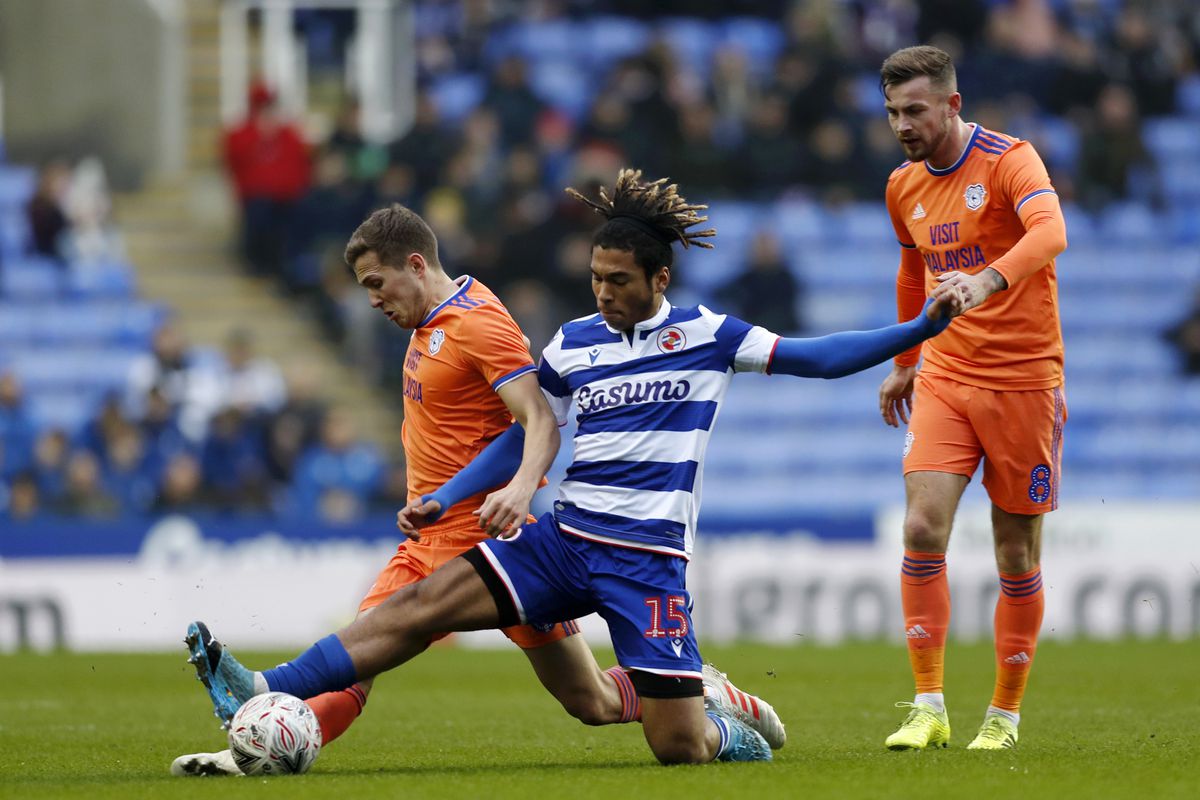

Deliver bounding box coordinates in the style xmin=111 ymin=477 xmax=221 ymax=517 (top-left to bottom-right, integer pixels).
xmin=901 ymin=550 xmax=950 ymax=695
xmin=604 ymin=666 xmax=642 ymax=723
xmin=915 ymin=692 xmax=945 ymax=713
xmin=707 ymin=712 xmax=731 ymax=760
xmin=991 ymin=567 xmax=1044 ymax=712
xmin=986 ymin=705 xmax=1020 ymax=725
xmin=263 ymin=634 xmax=357 ymax=699
xmin=306 ymin=684 xmax=369 ymax=744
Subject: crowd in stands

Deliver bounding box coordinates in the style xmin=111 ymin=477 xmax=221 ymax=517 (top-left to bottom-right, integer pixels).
xmin=218 ymin=1 xmax=1200 ymax=390
xmin=5 ymin=0 xmax=1200 ymax=522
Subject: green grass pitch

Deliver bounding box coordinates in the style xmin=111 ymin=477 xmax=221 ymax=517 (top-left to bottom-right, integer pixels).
xmin=1 ymin=639 xmax=1196 ymax=799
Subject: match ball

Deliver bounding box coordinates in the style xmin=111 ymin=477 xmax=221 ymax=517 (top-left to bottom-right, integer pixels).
xmin=227 ymin=692 xmax=322 ymax=775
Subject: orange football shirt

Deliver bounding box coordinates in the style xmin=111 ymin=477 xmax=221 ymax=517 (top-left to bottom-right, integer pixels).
xmin=400 ymin=276 xmax=536 ymax=529
xmin=886 ymin=124 xmax=1065 ymax=390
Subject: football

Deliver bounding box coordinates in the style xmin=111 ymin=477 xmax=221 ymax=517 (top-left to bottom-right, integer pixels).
xmin=227 ymin=692 xmax=322 ymax=775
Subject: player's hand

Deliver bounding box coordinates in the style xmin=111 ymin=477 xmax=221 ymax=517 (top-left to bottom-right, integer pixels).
xmin=474 ymin=482 xmax=535 ymax=539
xmin=935 ymin=267 xmax=1007 ymax=313
xmin=926 ymin=282 xmax=965 ymax=321
xmin=879 ymin=364 xmax=917 ymax=428
xmin=396 ymin=497 xmax=443 ymax=542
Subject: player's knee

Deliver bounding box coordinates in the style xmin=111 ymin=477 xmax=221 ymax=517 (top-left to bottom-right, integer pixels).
xmin=560 ymin=691 xmax=611 ymax=726
xmin=648 ymin=735 xmax=709 ymax=765
xmin=903 ymin=514 xmax=949 ymax=552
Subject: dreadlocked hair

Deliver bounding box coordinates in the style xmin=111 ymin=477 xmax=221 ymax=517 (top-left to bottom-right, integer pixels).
xmin=565 ymin=168 xmax=715 ymax=278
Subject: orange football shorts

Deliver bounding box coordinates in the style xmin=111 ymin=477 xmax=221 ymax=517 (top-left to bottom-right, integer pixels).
xmin=358 ymin=521 xmax=576 ymax=649
xmin=903 ymin=372 xmax=1067 ymax=515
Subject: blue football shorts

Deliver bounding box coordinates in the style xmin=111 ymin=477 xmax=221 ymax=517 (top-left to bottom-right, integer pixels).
xmin=473 ymin=512 xmax=703 ymax=681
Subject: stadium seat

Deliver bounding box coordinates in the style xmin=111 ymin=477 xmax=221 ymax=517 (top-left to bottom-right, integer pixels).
xmin=0 ymin=166 xmax=36 ymax=210
xmin=68 ymin=260 xmax=136 ymax=298
xmin=1097 ymin=202 xmax=1158 ymax=244
xmin=1160 ymin=161 xmax=1200 ymax=203
xmin=508 ymin=20 xmax=580 ymax=65
xmin=717 ymin=17 xmax=786 ymax=77
xmin=428 ymin=73 xmax=486 ymax=125
xmin=527 ymin=61 xmax=591 ymax=122
xmin=1143 ymin=117 xmax=1200 ymax=163
xmin=657 ymin=17 xmax=718 ymax=77
xmin=582 ymin=16 xmax=652 ymax=73
xmin=1 ymin=256 xmax=62 ymax=298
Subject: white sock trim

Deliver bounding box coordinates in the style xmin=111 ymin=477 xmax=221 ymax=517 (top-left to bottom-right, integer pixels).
xmin=986 ymin=705 xmax=1019 ymax=725
xmin=915 ymin=692 xmax=945 ymax=713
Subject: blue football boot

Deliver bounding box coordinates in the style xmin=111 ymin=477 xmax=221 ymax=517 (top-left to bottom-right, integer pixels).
xmin=713 ymin=711 xmax=773 ymax=762
xmin=184 ymin=621 xmax=256 ymax=727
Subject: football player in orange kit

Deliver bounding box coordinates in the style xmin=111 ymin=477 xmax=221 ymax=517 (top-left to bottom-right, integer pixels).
xmin=172 ymin=204 xmax=779 ymax=775
xmin=875 ymin=46 xmax=1067 ymax=751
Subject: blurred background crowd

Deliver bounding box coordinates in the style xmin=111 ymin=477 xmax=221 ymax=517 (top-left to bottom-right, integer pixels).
xmin=2 ymin=0 xmax=1199 ymax=524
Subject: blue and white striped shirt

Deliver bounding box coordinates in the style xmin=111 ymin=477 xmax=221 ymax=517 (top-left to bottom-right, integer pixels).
xmin=538 ymin=299 xmax=778 ymax=558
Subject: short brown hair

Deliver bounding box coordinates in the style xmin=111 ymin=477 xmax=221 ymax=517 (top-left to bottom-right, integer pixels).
xmin=880 ymin=45 xmax=957 ymax=95
xmin=344 ymin=204 xmax=440 ymax=270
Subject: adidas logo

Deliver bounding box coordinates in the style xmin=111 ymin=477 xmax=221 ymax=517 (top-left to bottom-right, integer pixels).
xmin=911 ymin=203 xmax=927 ymax=220
xmin=1004 ymin=651 xmax=1031 ymax=665
xmin=906 ymin=625 xmax=931 ymax=639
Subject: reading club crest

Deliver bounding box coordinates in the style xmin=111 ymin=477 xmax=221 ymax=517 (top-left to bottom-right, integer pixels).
xmin=428 ymin=328 xmax=445 ymax=355
xmin=964 ymin=183 xmax=987 ymax=211
xmin=656 ymin=326 xmax=686 ymax=353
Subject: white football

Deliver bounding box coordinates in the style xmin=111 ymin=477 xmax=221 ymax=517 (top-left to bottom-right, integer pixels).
xmin=227 ymin=692 xmax=322 ymax=775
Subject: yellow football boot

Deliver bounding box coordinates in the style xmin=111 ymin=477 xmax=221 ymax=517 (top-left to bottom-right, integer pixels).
xmin=885 ymin=702 xmax=951 ymax=750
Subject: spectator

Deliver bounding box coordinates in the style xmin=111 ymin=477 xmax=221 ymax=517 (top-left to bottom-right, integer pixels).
xmin=125 ymin=321 xmax=221 ymax=442
xmin=668 ymin=101 xmax=733 ymax=197
xmin=26 ymin=160 xmax=71 ymax=262
xmin=151 ymin=452 xmax=207 ymax=515
xmin=388 ymin=92 xmax=459 ymax=197
xmin=53 ymin=450 xmax=119 ymax=518
xmin=201 ymin=408 xmax=269 ymax=512
xmin=4 ymin=471 xmax=41 ymax=520
xmin=222 ymin=81 xmax=311 ymax=278
xmin=289 ymin=407 xmax=383 ymax=520
xmin=30 ymin=428 xmax=70 ymax=504
xmin=1076 ymin=83 xmax=1155 ymax=212
xmin=60 ymin=156 xmax=126 ymax=265
xmin=717 ymin=231 xmax=802 ymax=335
xmin=0 ymin=372 xmax=36 ymax=479
xmin=738 ymin=92 xmax=804 ymax=197
xmin=1164 ymin=289 xmax=1200 ymax=377
xmin=217 ymin=328 xmax=287 ymax=418
xmin=482 ymin=55 xmax=545 ymax=147
xmin=103 ymin=422 xmax=157 ymax=514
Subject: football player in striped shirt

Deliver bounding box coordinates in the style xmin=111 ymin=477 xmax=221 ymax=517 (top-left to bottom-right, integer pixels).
xmin=184 ymin=170 xmax=961 ymax=765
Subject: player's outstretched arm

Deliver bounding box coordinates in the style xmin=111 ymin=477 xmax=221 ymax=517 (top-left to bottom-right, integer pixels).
xmin=475 ymin=371 xmax=560 ymax=537
xmin=395 ymin=421 xmax=527 ymax=540
xmin=768 ymin=294 xmax=959 ymax=381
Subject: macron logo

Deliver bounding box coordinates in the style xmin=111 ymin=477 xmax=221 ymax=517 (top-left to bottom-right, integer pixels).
xmin=588 ymin=348 xmax=600 ymax=365
xmin=906 ymin=625 xmax=931 ymax=639
xmin=1004 ymin=651 xmax=1031 ymax=665
xmin=670 ymin=638 xmax=684 ymax=658
xmin=912 ymin=203 xmax=927 ymax=220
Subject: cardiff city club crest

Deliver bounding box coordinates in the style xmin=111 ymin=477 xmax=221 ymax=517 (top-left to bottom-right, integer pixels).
xmin=656 ymin=326 xmax=686 ymax=353
xmin=428 ymin=328 xmax=445 ymax=355
xmin=964 ymin=183 xmax=987 ymax=211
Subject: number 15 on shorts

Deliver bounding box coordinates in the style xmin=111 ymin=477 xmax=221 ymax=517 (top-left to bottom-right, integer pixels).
xmin=644 ymin=595 xmax=689 ymax=639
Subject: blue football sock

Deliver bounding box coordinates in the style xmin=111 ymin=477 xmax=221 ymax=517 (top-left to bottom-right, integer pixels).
xmin=262 ymin=634 xmax=358 ymax=699
xmin=707 ymin=711 xmax=731 ymax=760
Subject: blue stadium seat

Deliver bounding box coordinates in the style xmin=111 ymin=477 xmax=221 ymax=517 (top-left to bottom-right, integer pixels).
xmin=657 ymin=17 xmax=718 ymax=77
xmin=1143 ymin=117 xmax=1200 ymax=162
xmin=0 ymin=208 xmax=30 ymax=256
xmin=26 ymin=390 xmax=99 ymax=435
xmin=772 ymin=199 xmax=831 ymax=248
xmin=717 ymin=17 xmax=786 ymax=77
xmin=1176 ymin=74 xmax=1200 ymax=117
xmin=508 ymin=20 xmax=581 ymax=64
xmin=828 ymin=203 xmax=893 ymax=246
xmin=1096 ymin=202 xmax=1157 ymax=244
xmin=0 ymin=166 xmax=36 ymax=210
xmin=1030 ymin=116 xmax=1081 ymax=170
xmin=527 ymin=61 xmax=591 ymax=122
xmin=9 ymin=347 xmax=141 ymax=393
xmin=1 ymin=256 xmax=62 ymax=298
xmin=68 ymin=260 xmax=136 ymax=298
xmin=582 ymin=16 xmax=652 ymax=73
xmin=1160 ymin=161 xmax=1200 ymax=203
xmin=428 ymin=73 xmax=486 ymax=125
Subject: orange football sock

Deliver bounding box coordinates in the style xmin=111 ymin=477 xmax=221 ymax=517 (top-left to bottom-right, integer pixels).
xmin=604 ymin=666 xmax=641 ymax=723
xmin=991 ymin=567 xmax=1045 ymax=712
xmin=901 ymin=550 xmax=950 ymax=694
xmin=306 ymin=684 xmax=368 ymax=744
